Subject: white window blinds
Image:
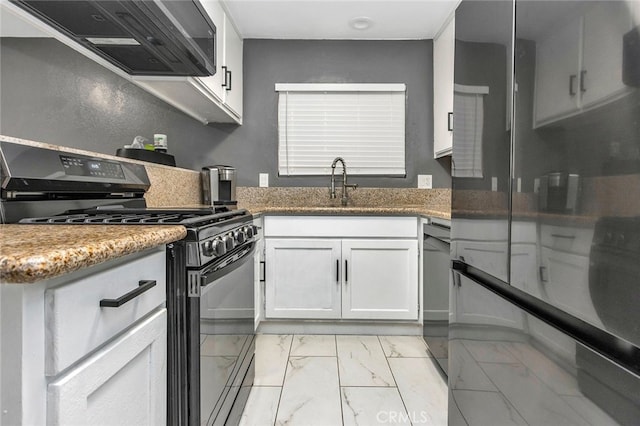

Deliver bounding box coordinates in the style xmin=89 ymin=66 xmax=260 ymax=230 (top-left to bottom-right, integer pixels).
xmin=276 ymin=83 xmax=406 ymax=176
xmin=452 ymin=84 xmax=489 ymax=178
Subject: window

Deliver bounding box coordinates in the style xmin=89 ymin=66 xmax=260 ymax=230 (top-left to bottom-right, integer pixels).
xmin=452 ymin=84 xmax=489 ymax=178
xmin=276 ymin=83 xmax=406 ymax=176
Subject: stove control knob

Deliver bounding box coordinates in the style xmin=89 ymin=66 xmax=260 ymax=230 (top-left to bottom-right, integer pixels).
xmin=245 ymin=225 xmax=254 ymax=238
xmin=213 ymin=238 xmax=226 ymax=256
xmin=224 ymin=234 xmax=235 ymax=250
xmin=235 ymin=229 xmax=247 ymax=244
xmin=203 ymin=240 xmax=215 ymax=257
xmin=204 ymin=238 xmax=226 ymax=257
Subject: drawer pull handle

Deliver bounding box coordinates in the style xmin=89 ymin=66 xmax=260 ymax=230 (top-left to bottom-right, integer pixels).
xmin=551 ymin=234 xmax=575 ymax=240
xmin=100 ymin=280 xmax=157 ymax=308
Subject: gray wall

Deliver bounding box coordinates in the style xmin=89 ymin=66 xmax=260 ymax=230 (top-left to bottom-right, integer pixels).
xmin=1 ymin=37 xmax=451 ymax=187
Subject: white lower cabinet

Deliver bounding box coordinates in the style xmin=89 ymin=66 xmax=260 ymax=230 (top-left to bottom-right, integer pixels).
xmin=0 ymin=247 xmax=167 ymax=426
xmin=263 ymin=216 xmax=419 ymax=321
xmin=47 ymin=309 xmax=167 ymax=426
xmin=265 ymin=239 xmax=342 ymax=319
xmin=342 ymin=239 xmax=418 ymax=320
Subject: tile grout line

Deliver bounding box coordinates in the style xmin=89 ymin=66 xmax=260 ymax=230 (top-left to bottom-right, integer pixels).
xmin=271 ymin=334 xmax=294 ymax=426
xmin=335 ymin=334 xmax=345 ymax=426
xmin=377 ymin=335 xmax=414 ymax=425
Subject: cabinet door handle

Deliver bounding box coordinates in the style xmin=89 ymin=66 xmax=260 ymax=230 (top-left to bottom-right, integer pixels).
xmin=345 ymin=260 xmax=348 ymax=283
xmin=580 ymin=70 xmax=587 ymax=93
xmin=569 ymin=74 xmax=577 ymax=96
xmin=100 ymin=280 xmax=156 ymax=308
xmin=260 ymin=261 xmax=266 ymax=283
xmin=447 ymin=112 xmax=453 ymax=131
xmin=539 ymin=266 xmax=549 ymax=283
xmin=221 ymin=65 xmax=228 ymax=88
xmin=336 ymin=259 xmax=339 ymax=283
xmin=226 ymin=70 xmax=232 ymax=91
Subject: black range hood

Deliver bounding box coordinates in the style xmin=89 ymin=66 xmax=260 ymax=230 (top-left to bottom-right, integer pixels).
xmin=10 ymin=0 xmax=217 ymax=76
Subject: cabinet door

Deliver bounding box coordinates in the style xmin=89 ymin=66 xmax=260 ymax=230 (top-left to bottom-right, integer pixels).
xmin=457 ymin=240 xmax=509 ymax=281
xmin=581 ymin=1 xmax=633 ymax=108
xmin=534 ymin=16 xmax=582 ymax=125
xmin=198 ymin=0 xmax=227 ymax=102
xmin=47 ymin=309 xmax=167 ymax=426
xmin=341 ymin=239 xmax=418 ymax=320
xmin=265 ymin=239 xmax=341 ymax=319
xmin=223 ymin=14 xmax=243 ymax=117
xmin=539 ymin=247 xmax=602 ymax=327
xmin=433 ymin=16 xmax=455 ymax=158
xmin=452 ymin=274 xmax=524 ymax=330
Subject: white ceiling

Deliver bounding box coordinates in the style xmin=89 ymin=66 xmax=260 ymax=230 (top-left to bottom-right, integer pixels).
xmin=0 ymin=2 xmax=49 ymax=37
xmin=222 ymin=0 xmax=459 ymax=39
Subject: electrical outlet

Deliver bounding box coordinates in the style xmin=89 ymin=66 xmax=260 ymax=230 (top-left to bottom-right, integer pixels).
xmin=259 ymin=173 xmax=269 ymax=187
xmin=491 ymin=176 xmax=498 ymax=192
xmin=417 ymin=174 xmax=433 ymax=189
xmin=517 ymin=177 xmax=522 ymax=193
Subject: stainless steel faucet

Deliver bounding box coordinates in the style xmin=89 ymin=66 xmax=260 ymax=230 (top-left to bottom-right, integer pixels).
xmin=330 ymin=157 xmax=358 ymax=206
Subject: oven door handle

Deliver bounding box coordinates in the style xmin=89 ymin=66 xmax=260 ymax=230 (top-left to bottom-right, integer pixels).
xmin=189 ymin=243 xmax=256 ymax=297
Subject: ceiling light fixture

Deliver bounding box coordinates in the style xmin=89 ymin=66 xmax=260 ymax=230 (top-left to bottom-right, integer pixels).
xmin=349 ymin=17 xmax=373 ymax=31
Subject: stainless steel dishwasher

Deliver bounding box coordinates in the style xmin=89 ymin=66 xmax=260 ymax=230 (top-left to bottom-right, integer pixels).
xmin=422 ymin=218 xmax=451 ymax=376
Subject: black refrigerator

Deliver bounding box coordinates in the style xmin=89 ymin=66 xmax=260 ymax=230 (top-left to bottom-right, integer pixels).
xmin=449 ymin=1 xmax=640 ymax=424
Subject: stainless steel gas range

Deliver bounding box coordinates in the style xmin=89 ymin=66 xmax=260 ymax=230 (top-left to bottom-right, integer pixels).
xmin=0 ymin=140 xmax=256 ymax=425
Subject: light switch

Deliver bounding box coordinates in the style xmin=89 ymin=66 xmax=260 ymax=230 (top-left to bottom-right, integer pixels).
xmin=259 ymin=173 xmax=269 ymax=187
xmin=491 ymin=176 xmax=498 ymax=192
xmin=418 ymin=174 xmax=433 ymax=189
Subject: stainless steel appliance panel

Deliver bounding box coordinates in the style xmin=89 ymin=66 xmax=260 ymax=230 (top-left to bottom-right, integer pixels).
xmin=423 ymin=222 xmax=451 ymax=375
xmin=511 ymin=0 xmax=640 ymax=348
xmin=449 ymin=272 xmax=640 ymax=426
xmin=451 ymin=0 xmax=513 ymax=283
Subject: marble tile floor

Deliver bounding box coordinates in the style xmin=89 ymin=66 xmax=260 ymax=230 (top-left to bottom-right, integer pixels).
xmin=239 ymin=334 xmax=448 ymax=426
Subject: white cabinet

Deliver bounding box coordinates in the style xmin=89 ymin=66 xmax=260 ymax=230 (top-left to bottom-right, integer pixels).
xmin=0 ymin=247 xmax=167 ymax=425
xmin=534 ymin=2 xmax=633 ymax=126
xmin=451 ymin=240 xmax=524 ymax=330
xmin=265 ymin=239 xmax=342 ymax=319
xmin=534 ymin=16 xmax=583 ymax=124
xmin=580 ymin=2 xmax=632 ymax=107
xmin=47 ymin=310 xmax=167 ymax=426
xmin=198 ymin=0 xmax=243 ymax=120
xmin=451 ymin=273 xmax=524 ymax=330
xmin=433 ymin=15 xmax=455 ymax=158
xmin=263 ymin=216 xmax=419 ymax=321
xmin=538 ymin=224 xmax=600 ymax=327
xmin=2 ymin=0 xmax=242 ymax=125
xmin=342 ymin=239 xmax=418 ymax=320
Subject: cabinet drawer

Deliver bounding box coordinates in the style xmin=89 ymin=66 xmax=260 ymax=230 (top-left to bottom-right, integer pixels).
xmin=540 ymin=225 xmax=594 ymax=255
xmin=264 ymin=216 xmax=417 ymax=238
xmin=45 ymin=248 xmax=166 ymax=375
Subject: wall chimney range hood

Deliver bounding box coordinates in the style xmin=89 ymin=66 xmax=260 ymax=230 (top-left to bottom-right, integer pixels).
xmin=10 ymin=0 xmax=217 ymax=77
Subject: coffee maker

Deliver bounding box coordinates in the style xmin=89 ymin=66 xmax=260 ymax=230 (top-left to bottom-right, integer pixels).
xmin=201 ymin=166 xmax=237 ymax=208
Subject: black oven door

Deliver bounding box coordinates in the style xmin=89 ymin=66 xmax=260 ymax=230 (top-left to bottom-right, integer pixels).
xmin=188 ymin=243 xmax=256 ymax=426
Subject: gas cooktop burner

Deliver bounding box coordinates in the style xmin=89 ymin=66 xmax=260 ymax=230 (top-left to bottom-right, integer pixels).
xmin=19 ymin=207 xmax=249 ymax=227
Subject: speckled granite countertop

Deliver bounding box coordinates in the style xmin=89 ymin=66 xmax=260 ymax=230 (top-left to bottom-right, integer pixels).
xmin=0 ymin=225 xmax=186 ymax=284
xmin=242 ymin=204 xmax=451 ymax=220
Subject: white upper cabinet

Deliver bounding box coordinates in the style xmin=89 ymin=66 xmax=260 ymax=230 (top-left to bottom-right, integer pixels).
xmin=534 ymin=16 xmax=583 ymax=125
xmin=2 ymin=0 xmax=242 ymax=125
xmin=198 ymin=0 xmax=243 ymax=120
xmin=534 ymin=2 xmax=633 ymax=127
xmin=222 ymin=13 xmax=243 ymax=116
xmin=580 ymin=1 xmax=633 ymax=108
xmin=433 ymin=15 xmax=455 ymax=158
